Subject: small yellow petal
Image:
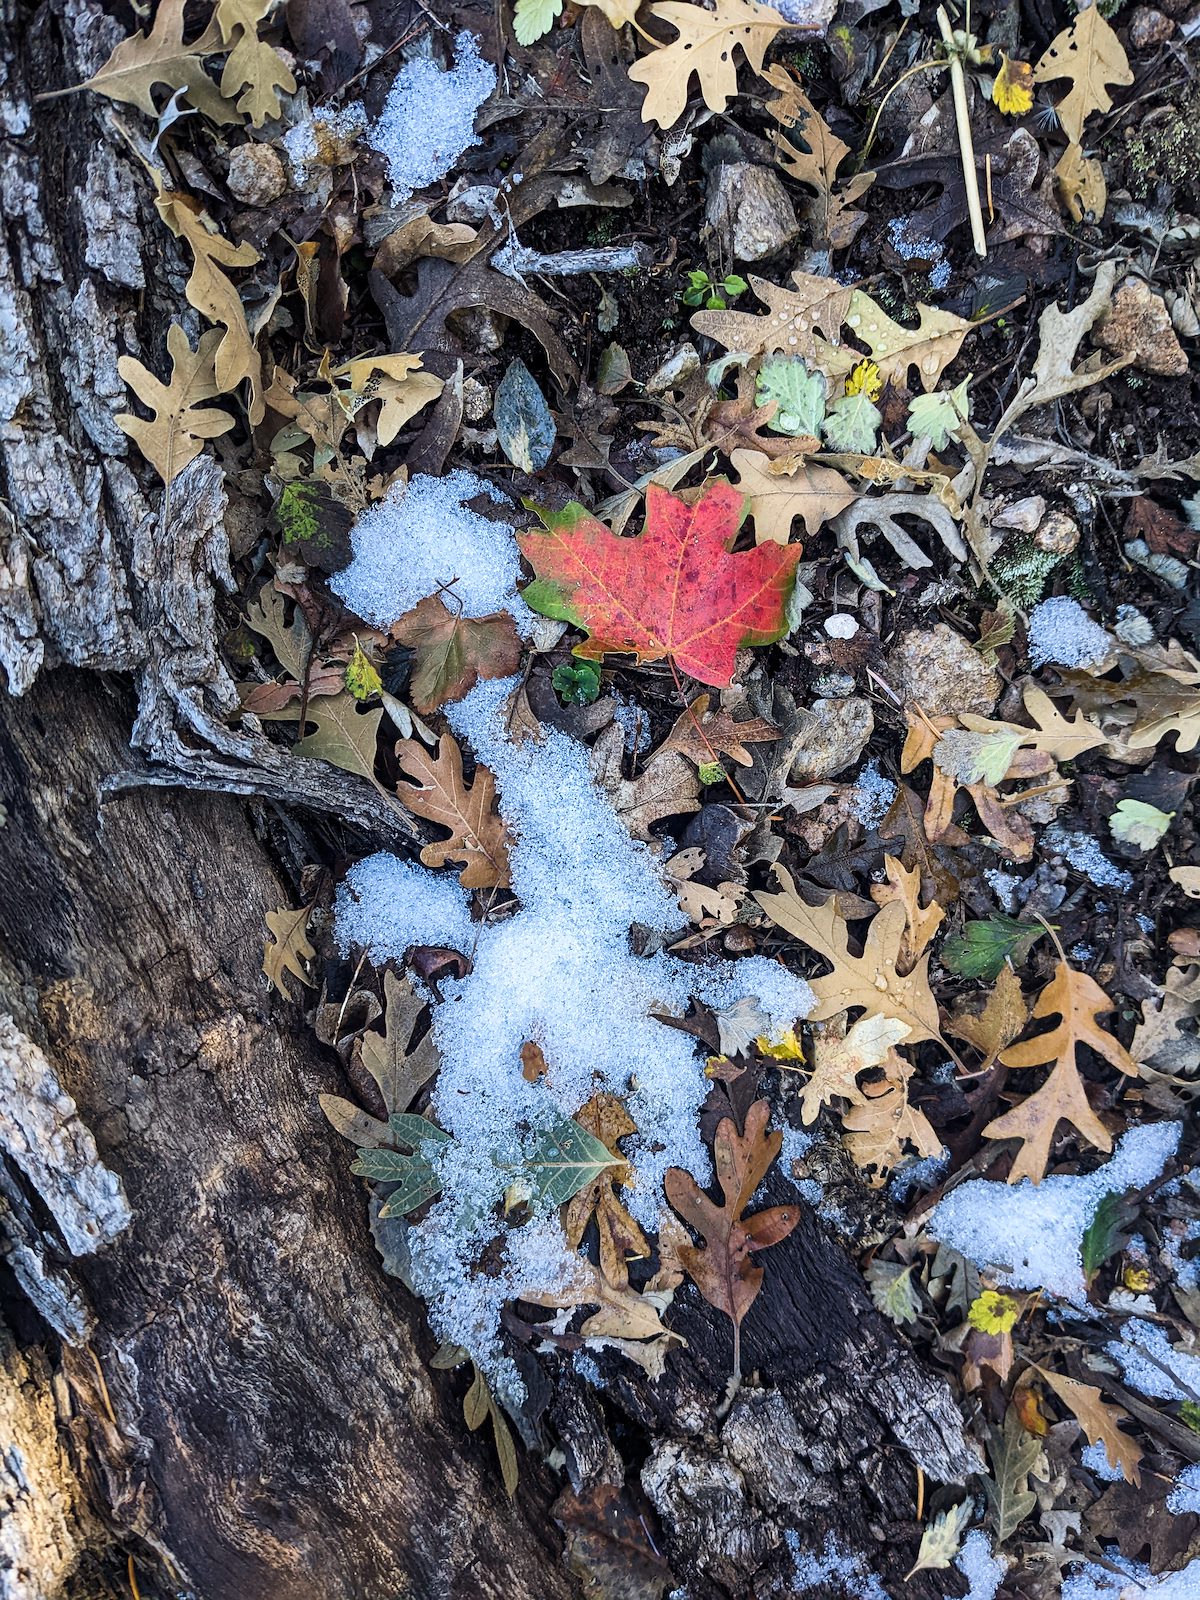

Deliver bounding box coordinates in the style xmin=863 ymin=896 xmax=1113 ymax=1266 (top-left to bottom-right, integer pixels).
xmin=967 ymin=1289 xmax=1022 ymax=1334
xmin=756 ymin=1028 xmax=805 ymax=1061
xmin=844 ymin=359 xmax=882 ymax=401
xmin=993 ymin=54 xmax=1034 ymax=116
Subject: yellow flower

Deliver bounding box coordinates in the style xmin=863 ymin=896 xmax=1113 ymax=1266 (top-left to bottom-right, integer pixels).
xmin=967 ymin=1289 xmax=1022 ymax=1334
xmin=844 ymin=359 xmax=882 ymax=402
xmin=992 ymin=54 xmax=1034 ymax=116
xmin=756 ymin=1028 xmax=805 ymax=1061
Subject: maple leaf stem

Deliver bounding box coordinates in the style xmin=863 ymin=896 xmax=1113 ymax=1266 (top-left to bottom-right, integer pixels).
xmin=1030 ymin=910 xmax=1068 ymax=969
xmin=666 ymin=655 xmax=749 ymax=805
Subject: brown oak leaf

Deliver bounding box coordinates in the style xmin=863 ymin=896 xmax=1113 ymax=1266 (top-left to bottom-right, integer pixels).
xmin=396 ymin=734 xmax=512 ymax=888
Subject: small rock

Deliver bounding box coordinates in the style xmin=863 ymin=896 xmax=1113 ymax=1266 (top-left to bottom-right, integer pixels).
xmin=1128 ymin=5 xmax=1174 ymax=46
xmin=824 ymin=612 xmax=860 ymax=639
xmin=462 ymin=377 xmax=490 ymax=423
xmin=446 ymin=183 xmax=498 ymax=223
xmin=992 ymin=495 xmax=1046 ymax=535
xmin=1035 ymin=510 xmax=1080 ymax=556
xmin=646 ymin=343 xmax=700 ymax=395
xmin=227 ymin=144 xmax=287 ymax=207
xmin=886 ymin=623 xmax=1000 ymax=717
xmin=1096 ymin=277 xmax=1189 ymax=378
xmin=449 ymin=305 xmax=508 ymax=354
xmin=785 ymin=696 xmax=874 ymax=782
xmin=706 ymin=163 xmax=799 ymax=263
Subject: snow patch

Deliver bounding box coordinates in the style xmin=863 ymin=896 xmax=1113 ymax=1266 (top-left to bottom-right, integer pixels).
xmin=332 ymin=470 xmax=536 ymax=634
xmin=785 ymin=1530 xmax=891 ymax=1599
xmin=1028 ymin=596 xmax=1113 ymax=669
xmin=367 ymin=31 xmax=495 ymax=201
xmin=1081 ymin=1439 xmax=1126 ymax=1482
xmin=955 ymin=1530 xmax=1006 ymax=1600
xmin=1106 ymin=1316 xmax=1200 ymax=1404
xmin=337 ymin=675 xmax=814 ymax=1401
xmin=851 ymin=758 xmax=896 ymax=829
xmin=1044 ymin=825 xmax=1133 ymax=892
xmin=1064 ymin=1553 xmax=1200 ymax=1598
xmin=928 ymin=1122 xmax=1181 ymax=1301
xmin=1168 ymin=1462 xmax=1200 ymax=1514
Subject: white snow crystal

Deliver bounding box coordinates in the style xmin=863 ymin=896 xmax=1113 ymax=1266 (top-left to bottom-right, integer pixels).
xmin=1081 ymin=1439 xmax=1126 ymax=1482
xmin=1168 ymin=1462 xmax=1200 ymax=1514
xmin=1107 ymin=1317 xmax=1200 ymax=1404
xmin=889 ymin=1146 xmax=950 ymax=1204
xmin=1028 ymin=596 xmax=1113 ymax=669
xmin=929 ymin=1122 xmax=1181 ymax=1302
xmin=337 ymin=675 xmax=814 ymax=1401
xmin=851 ymin=759 xmax=896 ymax=828
xmin=1045 ymin=825 xmax=1133 ymax=892
xmin=368 ymin=31 xmax=495 ymax=200
xmin=1065 ymin=1553 xmax=1200 ymax=1598
xmin=283 ymin=102 xmax=366 ymax=194
xmin=785 ymin=1531 xmax=891 ymax=1599
xmin=955 ymin=1531 xmax=1006 ymax=1600
xmin=332 ymin=470 xmax=536 ymax=634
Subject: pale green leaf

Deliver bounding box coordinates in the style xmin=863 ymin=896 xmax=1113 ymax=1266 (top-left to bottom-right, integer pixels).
xmin=755 ymin=357 xmax=826 ymax=436
xmin=982 ymin=1410 xmax=1039 ymax=1544
xmin=522 ymin=1116 xmax=621 ymax=1207
xmin=821 ymin=390 xmax=881 ymax=453
xmin=905 ymin=1501 xmax=973 ymax=1579
xmin=1110 ymin=798 xmax=1174 ymax=851
xmin=865 ymin=1260 xmax=921 ymax=1325
xmin=908 ymin=378 xmax=971 ymax=449
xmin=933 ymin=727 xmax=1024 ymax=786
xmin=513 ymin=0 xmax=562 ymax=43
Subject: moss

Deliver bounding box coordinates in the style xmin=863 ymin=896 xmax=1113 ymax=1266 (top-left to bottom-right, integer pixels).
xmin=1121 ymin=93 xmax=1200 ymax=206
xmin=990 ymin=535 xmax=1063 ymax=609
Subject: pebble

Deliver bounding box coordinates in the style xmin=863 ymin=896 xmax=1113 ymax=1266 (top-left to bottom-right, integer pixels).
xmin=705 ymin=163 xmax=799 ymax=263
xmin=824 ymin=612 xmax=860 ymax=639
xmin=885 ymin=623 xmax=1000 ymax=718
xmin=786 ymin=696 xmax=874 ymax=782
xmin=1035 ymin=510 xmax=1081 ymax=556
xmin=1128 ymin=5 xmax=1174 ymax=46
xmin=227 ymin=144 xmax=287 ymax=206
xmin=1096 ymin=277 xmax=1189 ymax=378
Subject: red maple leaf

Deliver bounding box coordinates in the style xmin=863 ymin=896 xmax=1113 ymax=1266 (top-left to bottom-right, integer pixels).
xmin=518 ymin=480 xmax=802 ymax=688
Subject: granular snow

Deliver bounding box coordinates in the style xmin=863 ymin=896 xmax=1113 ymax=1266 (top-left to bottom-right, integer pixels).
xmin=1106 ymin=1317 xmax=1200 ymax=1404
xmin=1044 ymin=825 xmax=1133 ymax=892
xmin=851 ymin=759 xmax=896 ymax=828
xmin=1081 ymin=1440 xmax=1126 ymax=1482
xmin=1028 ymin=596 xmax=1113 ymax=669
xmin=332 ymin=470 xmax=537 ymax=634
xmin=955 ymin=1531 xmax=1005 ymax=1600
xmin=1168 ymin=1462 xmax=1200 ymax=1514
xmin=337 ymin=675 xmax=814 ymax=1400
xmin=929 ymin=1122 xmax=1181 ymax=1302
xmin=1064 ymin=1553 xmax=1200 ymax=1598
xmin=282 ymin=102 xmax=366 ymax=195
xmin=367 ymin=31 xmax=495 ymax=200
xmin=785 ymin=1531 xmax=891 ymax=1599
xmin=889 ymin=1146 xmax=950 ymax=1204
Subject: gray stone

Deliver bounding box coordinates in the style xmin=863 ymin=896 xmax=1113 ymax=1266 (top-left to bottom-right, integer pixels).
xmin=706 ymin=163 xmax=799 ymax=262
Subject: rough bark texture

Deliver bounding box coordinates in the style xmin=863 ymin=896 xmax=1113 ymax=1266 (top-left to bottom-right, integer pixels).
xmin=1 ymin=3 xmax=978 ymax=1598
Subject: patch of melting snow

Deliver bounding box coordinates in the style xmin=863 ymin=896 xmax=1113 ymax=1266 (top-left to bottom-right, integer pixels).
xmin=929 ymin=1122 xmax=1181 ymax=1302
xmin=367 ymin=30 xmax=496 ymax=201
xmin=337 ymin=671 xmax=814 ymax=1402
xmin=1081 ymin=1439 xmax=1126 ymax=1482
xmin=1028 ymin=596 xmax=1114 ymax=670
xmin=785 ymin=1530 xmax=892 ymax=1599
xmin=955 ymin=1531 xmax=1006 ymax=1600
xmin=1044 ymin=824 xmax=1133 ymax=892
xmin=1064 ymin=1552 xmax=1200 ymax=1598
xmin=1106 ymin=1316 xmax=1200 ymax=1404
xmin=1167 ymin=1462 xmax=1200 ymax=1514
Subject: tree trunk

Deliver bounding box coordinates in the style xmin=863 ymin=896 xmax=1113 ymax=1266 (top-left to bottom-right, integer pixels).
xmin=0 ymin=5 xmax=978 ymax=1598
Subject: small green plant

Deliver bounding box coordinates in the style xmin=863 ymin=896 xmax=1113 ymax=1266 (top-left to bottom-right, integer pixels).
xmin=680 ymin=269 xmax=748 ymax=311
xmin=552 ymin=661 xmax=602 ymax=705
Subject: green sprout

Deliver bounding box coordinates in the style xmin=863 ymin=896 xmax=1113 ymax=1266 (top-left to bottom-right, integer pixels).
xmin=552 ymin=661 xmax=602 ymax=706
xmin=680 ymin=269 xmax=748 ymax=311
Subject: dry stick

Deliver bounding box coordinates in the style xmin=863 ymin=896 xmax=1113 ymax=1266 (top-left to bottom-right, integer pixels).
xmin=935 ymin=7 xmax=987 ymax=259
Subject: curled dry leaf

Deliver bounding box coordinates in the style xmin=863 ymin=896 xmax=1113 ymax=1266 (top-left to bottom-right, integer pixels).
xmin=664 ymin=1098 xmax=799 ymax=1374
xmin=801 ymin=1013 xmax=911 ymax=1124
xmin=869 ymin=854 xmax=944 ymax=973
xmin=664 ymin=849 xmax=745 ymax=925
xmin=660 ymin=693 xmax=779 ymax=767
xmin=396 ymin=733 xmax=512 ymax=888
xmin=1039 ymin=1368 xmax=1142 ymax=1487
xmin=986 ymin=962 xmax=1136 ymax=1184
xmin=763 ymin=64 xmax=875 ymax=249
xmin=563 ymin=1092 xmax=650 ymax=1290
xmin=948 ymin=965 xmax=1028 ymax=1071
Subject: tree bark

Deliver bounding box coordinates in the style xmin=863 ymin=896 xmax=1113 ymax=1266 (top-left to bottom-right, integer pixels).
xmin=1 ymin=4 xmax=979 ymax=1598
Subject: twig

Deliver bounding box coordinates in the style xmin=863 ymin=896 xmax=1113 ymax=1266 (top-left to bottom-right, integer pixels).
xmin=936 ymin=7 xmax=987 ymax=258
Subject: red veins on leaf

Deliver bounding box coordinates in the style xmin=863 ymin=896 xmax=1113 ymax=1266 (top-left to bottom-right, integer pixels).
xmin=517 ymin=480 xmax=802 ymax=689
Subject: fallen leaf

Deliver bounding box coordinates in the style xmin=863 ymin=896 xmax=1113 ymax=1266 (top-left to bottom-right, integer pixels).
xmin=801 ymin=1013 xmax=912 ymax=1123
xmin=73 ymin=0 xmax=233 ymax=123
xmin=329 ymin=353 xmax=444 ymax=448
xmin=563 ymin=1093 xmax=649 ymax=1290
xmin=869 ymin=854 xmax=944 ymax=972
xmin=763 ymin=63 xmax=874 ymax=248
xmin=729 ymin=448 xmax=858 ymax=543
xmin=833 ymin=289 xmax=974 ymax=393
xmin=842 ymin=1050 xmax=940 ymax=1182
xmin=1054 ymin=141 xmax=1107 ymax=223
xmin=968 ymin=1290 xmax=1022 ymax=1335
xmin=986 ymin=962 xmax=1136 ymax=1184
xmin=865 ymin=1259 xmax=921 ymax=1324
xmin=905 ymin=1500 xmax=972 ymax=1580
xmin=154 ymin=187 xmax=264 ymax=423
xmin=359 ymin=969 xmax=439 ymax=1117
xmin=519 ymin=479 xmax=802 ymax=689
xmin=294 ymin=691 xmax=385 ymax=787
xmin=755 ymin=868 xmax=944 ymax=1043
xmin=981 ymin=1408 xmax=1039 ymax=1544
xmin=948 ymin=966 xmax=1028 ymax=1069
xmin=942 ymin=918 xmax=1042 ymax=983
xmin=495 ymin=356 xmax=556 ymax=473
xmin=262 ymin=903 xmax=315 ymax=998
xmin=1039 ymin=1368 xmax=1142 ymax=1486
xmin=691 ymin=271 xmax=854 ymax=365
xmin=628 ymin=0 xmax=791 ymax=130
xmin=522 ymin=1116 xmax=624 ymax=1207
xmin=1034 ymin=5 xmax=1133 ymax=145
xmin=664 ymin=1099 xmax=799 ymax=1373
xmin=395 ymin=733 xmax=512 ymax=888
xmin=214 ymin=0 xmax=297 ymax=125
xmin=959 ymin=684 xmax=1107 ymax=763
xmin=590 ymin=723 xmax=701 ymax=841
xmin=1171 ymin=866 xmax=1200 ymax=899
xmin=1110 ymin=798 xmax=1174 ymax=851
xmin=992 ymin=54 xmax=1034 ymax=116
xmin=660 ymin=693 xmax=779 ymax=767
xmin=390 ymin=596 xmax=523 ymax=715
xmin=116 ymin=324 xmax=235 ymax=485
xmin=664 ymin=848 xmax=744 ymax=925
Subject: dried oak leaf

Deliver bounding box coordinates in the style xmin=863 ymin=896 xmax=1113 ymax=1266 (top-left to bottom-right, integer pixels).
xmin=396 ymin=733 xmax=511 ymax=888
xmin=755 ymin=867 xmax=943 ymax=1044
xmin=589 ymin=723 xmax=701 ymax=841
xmin=215 ymin=0 xmax=297 ymax=125
xmin=117 ymin=324 xmax=235 ymax=485
xmin=294 ymin=692 xmax=388 ymax=795
xmin=959 ymin=685 xmax=1107 ymax=764
xmin=660 ymin=692 xmax=779 ymax=767
xmin=72 ymin=0 xmax=234 ymax=123
xmin=831 ymin=289 xmax=974 ymax=394
xmin=948 ymin=965 xmax=1028 ymax=1071
xmin=1124 ymin=498 xmax=1196 ymax=559
xmin=692 ymin=271 xmax=853 ymax=365
xmin=869 ymin=853 xmax=944 ymax=972
xmin=563 ymin=1092 xmax=650 ymax=1290
xmin=729 ymin=447 xmax=858 ymax=543
xmin=764 ymin=64 xmax=874 ymax=249
xmin=985 ymin=962 xmax=1136 ymax=1184
xmin=1034 ymin=4 xmax=1133 ymax=146
xmin=262 ymin=903 xmax=315 ymax=999
xmin=628 ymin=0 xmax=791 ymax=131
xmin=154 ymin=188 xmax=265 ymax=423
xmin=358 ymin=968 xmax=439 ymax=1118
xmin=664 ymin=1098 xmax=799 ymax=1373
xmin=390 ymin=596 xmax=522 ymax=715
xmin=519 ymin=480 xmax=802 ymax=690
xmin=842 ymin=1051 xmax=940 ymax=1183
xmin=801 ymin=1013 xmax=911 ymax=1124
xmin=1039 ymin=1368 xmax=1142 ymax=1487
